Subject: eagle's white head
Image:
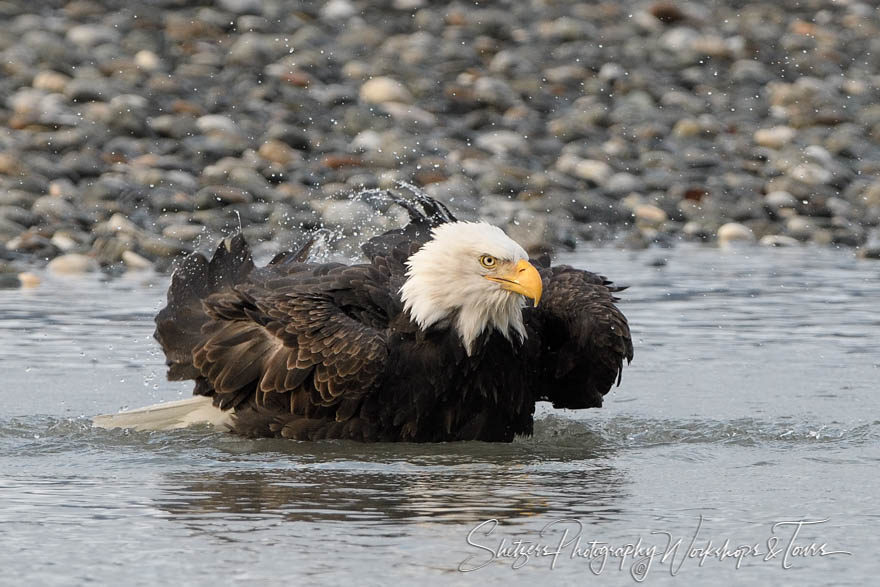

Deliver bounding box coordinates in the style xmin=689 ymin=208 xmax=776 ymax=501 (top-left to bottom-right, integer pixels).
xmin=400 ymin=222 xmax=543 ymax=355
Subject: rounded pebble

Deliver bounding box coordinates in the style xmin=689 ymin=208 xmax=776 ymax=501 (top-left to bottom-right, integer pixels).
xmin=359 ymin=77 xmax=413 ymax=104
xmin=47 ymin=254 xmax=99 ymax=275
xmin=717 ymin=223 xmax=755 ymax=246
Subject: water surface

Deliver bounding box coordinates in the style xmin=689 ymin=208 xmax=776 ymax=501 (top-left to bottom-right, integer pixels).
xmin=1 ymin=244 xmax=878 ymax=585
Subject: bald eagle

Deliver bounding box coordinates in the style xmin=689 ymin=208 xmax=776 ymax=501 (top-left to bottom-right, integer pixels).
xmin=95 ymin=194 xmax=632 ymax=442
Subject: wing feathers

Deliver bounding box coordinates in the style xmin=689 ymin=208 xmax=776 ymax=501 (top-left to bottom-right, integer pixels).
xmin=152 ymin=196 xmax=632 ymax=441
xmin=159 ymin=232 xmax=394 ymax=422
xmin=530 ymin=265 xmax=633 ymax=409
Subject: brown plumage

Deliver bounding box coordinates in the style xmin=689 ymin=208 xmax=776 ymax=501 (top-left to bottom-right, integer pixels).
xmin=153 ymin=193 xmax=633 ymax=442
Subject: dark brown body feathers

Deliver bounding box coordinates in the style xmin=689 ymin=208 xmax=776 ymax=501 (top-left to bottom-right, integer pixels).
xmin=154 ymin=197 xmax=633 ymax=442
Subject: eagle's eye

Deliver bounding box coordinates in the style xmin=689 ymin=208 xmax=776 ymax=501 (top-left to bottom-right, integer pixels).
xmin=479 ymin=255 xmax=497 ymax=269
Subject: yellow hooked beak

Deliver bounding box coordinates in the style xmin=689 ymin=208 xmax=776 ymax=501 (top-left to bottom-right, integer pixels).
xmin=485 ymin=259 xmax=543 ymax=307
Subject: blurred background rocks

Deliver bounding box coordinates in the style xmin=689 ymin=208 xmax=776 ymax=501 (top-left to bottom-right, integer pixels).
xmin=1 ymin=0 xmax=879 ymax=276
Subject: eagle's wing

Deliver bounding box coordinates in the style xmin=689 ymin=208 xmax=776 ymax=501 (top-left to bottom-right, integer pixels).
xmin=360 ymin=187 xmax=456 ymax=266
xmin=155 ymin=235 xmax=396 ymax=439
xmin=154 ymin=235 xmax=255 ymax=382
xmin=528 ymin=265 xmax=634 ymax=409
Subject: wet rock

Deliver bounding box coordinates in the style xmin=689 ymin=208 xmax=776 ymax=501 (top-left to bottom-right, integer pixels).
xmin=857 ymin=233 xmax=880 ymax=260
xmin=0 ymin=153 xmax=24 ymax=177
xmin=31 ymin=196 xmax=78 ymax=221
xmin=258 ymin=140 xmax=301 ymax=166
xmin=717 ymin=222 xmax=755 ymax=246
xmin=46 ymin=231 xmax=76 ymax=252
xmin=0 ymin=206 xmax=38 ymax=229
xmin=764 ymin=191 xmax=798 ymax=210
xmin=788 ymin=164 xmax=832 ymax=186
xmin=767 ymin=77 xmax=850 ymax=127
xmin=786 ymin=216 xmax=816 ymax=241
xmin=359 ymin=77 xmax=413 ymax=104
xmin=217 ymin=0 xmax=263 ymax=15
xmin=65 ymin=78 xmax=113 ymax=102
xmin=754 ymin=126 xmax=796 ymax=149
xmin=17 ymin=272 xmax=41 ymax=288
xmin=122 ymin=250 xmax=152 ymax=270
xmin=148 ymin=115 xmax=197 ymax=138
xmin=322 ymin=0 xmax=357 ymax=20
xmin=94 ymin=213 xmax=141 ymax=237
xmin=672 ymin=118 xmax=702 ymax=138
xmin=475 ymin=131 xmax=528 ymax=157
xmin=649 ymin=2 xmax=687 ymax=25
xmin=6 ymin=232 xmax=58 ymax=257
xmin=227 ymin=33 xmax=283 ymax=66
xmin=134 ymin=50 xmax=163 ymax=72
xmin=537 ymin=16 xmax=595 ymax=42
xmin=634 ymin=204 xmax=668 ymax=227
xmin=47 ymin=253 xmax=99 ymax=275
xmin=162 ymin=224 xmax=206 ymax=242
xmin=379 ymin=102 xmax=437 ymax=128
xmin=0 ymin=269 xmax=21 ymax=289
xmin=32 ymin=71 xmax=71 ymax=93
xmin=857 ymin=247 xmax=880 ymax=260
xmin=264 ymin=126 xmax=311 ymax=151
xmin=137 ymin=234 xmax=189 ymax=258
xmin=659 ymin=26 xmax=700 ymax=54
xmin=0 ymin=217 xmax=27 ymax=241
xmin=682 ymin=221 xmax=715 ymax=241
xmin=555 ymin=154 xmax=612 ymax=185
xmin=760 ymin=235 xmax=800 ymax=247
xmin=812 ymin=229 xmax=834 ymax=246
xmin=196 ymin=115 xmax=241 ymax=136
xmin=67 ymin=24 xmax=120 ymax=48
xmin=91 ymin=236 xmax=132 ymax=265
xmin=195 ymin=186 xmax=253 ymax=209
xmin=605 ymin=173 xmax=643 ymax=197
xmin=472 ymin=77 xmax=519 ymax=109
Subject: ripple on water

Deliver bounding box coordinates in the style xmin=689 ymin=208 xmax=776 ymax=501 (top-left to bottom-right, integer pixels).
xmin=1 ymin=411 xmax=876 ymax=464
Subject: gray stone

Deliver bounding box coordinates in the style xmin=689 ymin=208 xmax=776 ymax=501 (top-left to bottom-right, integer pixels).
xmin=0 ymin=218 xmax=26 ymax=241
xmin=322 ymin=0 xmax=357 ymax=19
xmin=195 ymin=186 xmax=253 ymax=209
xmin=31 ymin=196 xmax=78 ymax=220
xmin=163 ymin=224 xmax=207 ymax=242
xmin=67 ymin=24 xmax=120 ymax=48
xmin=197 ymin=115 xmax=241 ymax=135
xmin=65 ymin=79 xmax=112 ymax=103
xmin=47 ymin=253 xmax=99 ymax=275
xmin=764 ymin=191 xmax=798 ymax=209
xmin=217 ymin=0 xmax=264 ymax=15
xmin=475 ymin=131 xmax=528 ymax=157
xmin=788 ymin=164 xmax=832 ymax=186
xmin=754 ymin=126 xmax=796 ymax=149
xmin=759 ymin=235 xmax=800 ymax=247
xmin=786 ymin=216 xmax=816 ymax=241
xmin=472 ymin=77 xmax=519 ymax=109
xmin=122 ymin=250 xmax=152 ymax=270
xmin=359 ymin=77 xmax=413 ymax=104
xmin=717 ymin=222 xmax=755 ymax=246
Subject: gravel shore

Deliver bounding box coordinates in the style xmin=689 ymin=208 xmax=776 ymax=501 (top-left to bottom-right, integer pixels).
xmin=2 ymin=0 xmax=880 ymax=282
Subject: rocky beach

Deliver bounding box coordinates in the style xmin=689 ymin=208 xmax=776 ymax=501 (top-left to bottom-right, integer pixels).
xmin=2 ymin=0 xmax=880 ymax=284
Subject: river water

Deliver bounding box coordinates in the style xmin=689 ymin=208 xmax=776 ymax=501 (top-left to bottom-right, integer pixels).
xmin=1 ymin=244 xmax=878 ymax=585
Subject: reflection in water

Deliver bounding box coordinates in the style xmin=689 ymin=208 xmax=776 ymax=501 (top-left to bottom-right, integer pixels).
xmin=157 ymin=463 xmax=626 ymax=527
xmin=155 ymin=434 xmax=627 ymax=528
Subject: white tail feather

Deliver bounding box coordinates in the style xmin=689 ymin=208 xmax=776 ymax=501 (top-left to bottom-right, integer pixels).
xmin=92 ymin=396 xmax=233 ymax=432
